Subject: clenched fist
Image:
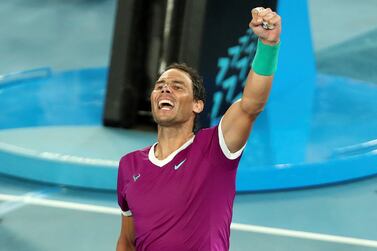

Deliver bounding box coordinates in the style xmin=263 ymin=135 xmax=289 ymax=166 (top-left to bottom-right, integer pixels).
xmin=249 ymin=7 xmax=281 ymax=46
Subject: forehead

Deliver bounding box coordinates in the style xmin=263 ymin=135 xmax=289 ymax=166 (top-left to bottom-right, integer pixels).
xmin=158 ymin=68 xmax=192 ymax=85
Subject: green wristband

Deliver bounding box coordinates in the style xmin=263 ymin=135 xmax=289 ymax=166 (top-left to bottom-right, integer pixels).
xmin=252 ymin=39 xmax=280 ymax=76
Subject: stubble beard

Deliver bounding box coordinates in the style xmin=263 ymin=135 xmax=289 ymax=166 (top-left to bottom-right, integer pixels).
xmin=152 ymin=111 xmax=177 ymax=127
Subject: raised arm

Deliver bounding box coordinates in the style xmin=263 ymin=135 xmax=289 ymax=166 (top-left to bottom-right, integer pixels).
xmin=221 ymin=7 xmax=282 ymax=153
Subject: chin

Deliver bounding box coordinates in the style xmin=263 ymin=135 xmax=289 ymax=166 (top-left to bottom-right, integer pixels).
xmin=156 ymin=120 xmax=177 ymax=127
xmin=153 ymin=115 xmax=176 ymax=127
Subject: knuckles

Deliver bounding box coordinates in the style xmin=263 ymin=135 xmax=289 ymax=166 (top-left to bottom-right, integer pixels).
xmin=250 ymin=7 xmax=281 ymax=25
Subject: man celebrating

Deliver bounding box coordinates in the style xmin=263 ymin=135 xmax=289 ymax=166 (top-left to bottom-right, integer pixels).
xmin=116 ymin=7 xmax=281 ymax=251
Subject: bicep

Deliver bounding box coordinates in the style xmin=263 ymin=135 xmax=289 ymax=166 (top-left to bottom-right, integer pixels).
xmin=221 ymin=100 xmax=258 ymax=153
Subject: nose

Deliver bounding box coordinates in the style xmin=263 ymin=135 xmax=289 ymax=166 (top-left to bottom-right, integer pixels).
xmin=161 ymin=83 xmax=171 ymax=93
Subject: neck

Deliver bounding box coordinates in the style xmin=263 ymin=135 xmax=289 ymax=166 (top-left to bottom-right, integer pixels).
xmin=154 ymin=124 xmax=194 ymax=160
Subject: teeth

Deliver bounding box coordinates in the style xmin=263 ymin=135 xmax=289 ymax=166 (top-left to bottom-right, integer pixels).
xmin=158 ymin=99 xmax=174 ymax=109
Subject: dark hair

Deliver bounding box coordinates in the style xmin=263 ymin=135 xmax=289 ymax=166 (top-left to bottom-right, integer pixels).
xmin=163 ymin=63 xmax=206 ymax=131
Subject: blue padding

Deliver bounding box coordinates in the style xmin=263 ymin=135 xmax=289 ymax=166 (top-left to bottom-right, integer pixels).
xmin=0 ymin=151 xmax=117 ymax=190
xmin=272 ymin=0 xmax=316 ymax=99
xmin=263 ymin=0 xmax=317 ymax=165
xmin=236 ymin=154 xmax=377 ymax=192
xmin=0 ymin=67 xmax=107 ymax=129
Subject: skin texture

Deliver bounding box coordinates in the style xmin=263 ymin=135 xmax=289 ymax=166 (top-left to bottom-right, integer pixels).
xmin=116 ymin=7 xmax=282 ymax=250
xmin=151 ymin=68 xmax=204 ymax=160
xmin=116 ymin=216 xmax=135 ymax=251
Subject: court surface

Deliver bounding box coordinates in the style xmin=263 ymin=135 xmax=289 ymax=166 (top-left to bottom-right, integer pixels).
xmin=1 ymin=174 xmax=377 ymax=250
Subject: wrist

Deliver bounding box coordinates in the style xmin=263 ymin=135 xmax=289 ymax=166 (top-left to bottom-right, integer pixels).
xmin=260 ymin=38 xmax=280 ymax=46
xmin=251 ymin=39 xmax=280 ymax=76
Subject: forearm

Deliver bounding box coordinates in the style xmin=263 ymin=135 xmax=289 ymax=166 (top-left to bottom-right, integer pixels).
xmin=240 ymin=69 xmax=273 ymax=115
xmin=241 ymin=5 xmax=281 ymax=115
xmin=240 ymin=39 xmax=280 ymax=115
xmin=116 ymin=237 xmax=135 ymax=251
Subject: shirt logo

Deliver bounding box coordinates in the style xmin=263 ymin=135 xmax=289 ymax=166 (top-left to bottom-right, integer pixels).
xmin=133 ymin=173 xmax=141 ymax=182
xmin=174 ymin=159 xmax=186 ymax=170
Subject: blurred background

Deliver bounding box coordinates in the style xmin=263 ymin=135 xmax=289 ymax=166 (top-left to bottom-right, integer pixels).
xmin=1 ymin=0 xmax=377 ymax=81
xmin=1 ymin=0 xmax=377 ymax=250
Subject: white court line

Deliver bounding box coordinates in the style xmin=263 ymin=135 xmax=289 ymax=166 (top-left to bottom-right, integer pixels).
xmin=0 ymin=193 xmax=119 ymax=215
xmin=230 ymin=223 xmax=377 ymax=248
xmin=1 ymin=193 xmax=377 ymax=248
xmin=0 ymin=190 xmax=50 ymax=216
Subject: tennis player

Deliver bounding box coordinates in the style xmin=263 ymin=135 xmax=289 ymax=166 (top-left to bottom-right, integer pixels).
xmin=116 ymin=7 xmax=282 ymax=251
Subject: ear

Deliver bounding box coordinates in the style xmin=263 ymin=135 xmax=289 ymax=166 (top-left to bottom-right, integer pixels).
xmin=193 ymin=100 xmax=204 ymax=114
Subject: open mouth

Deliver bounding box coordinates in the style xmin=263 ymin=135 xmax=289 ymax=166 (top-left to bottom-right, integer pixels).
xmin=158 ymin=99 xmax=175 ymax=110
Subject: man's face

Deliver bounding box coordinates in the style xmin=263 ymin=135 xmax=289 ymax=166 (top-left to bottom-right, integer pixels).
xmin=150 ymin=68 xmax=203 ymax=128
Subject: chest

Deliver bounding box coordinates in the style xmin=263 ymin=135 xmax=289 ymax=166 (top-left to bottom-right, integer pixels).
xmin=125 ymin=154 xmax=211 ymax=218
